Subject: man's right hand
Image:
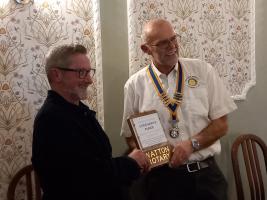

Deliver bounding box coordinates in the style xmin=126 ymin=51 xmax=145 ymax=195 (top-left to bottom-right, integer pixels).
xmin=128 ymin=149 xmax=150 ymax=173
xmin=126 ymin=136 xmax=137 ymax=149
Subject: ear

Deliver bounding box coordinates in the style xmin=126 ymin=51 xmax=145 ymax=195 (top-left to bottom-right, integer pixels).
xmin=50 ymin=68 xmax=62 ymax=82
xmin=141 ymin=44 xmax=152 ymax=55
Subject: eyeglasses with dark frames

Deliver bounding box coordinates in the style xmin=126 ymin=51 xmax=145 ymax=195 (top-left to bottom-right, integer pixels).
xmin=56 ymin=67 xmax=96 ymax=79
xmin=149 ymin=33 xmax=181 ymax=49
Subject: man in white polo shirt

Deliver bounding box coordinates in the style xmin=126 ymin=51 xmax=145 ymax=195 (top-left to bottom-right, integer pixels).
xmin=121 ymin=19 xmax=237 ymax=200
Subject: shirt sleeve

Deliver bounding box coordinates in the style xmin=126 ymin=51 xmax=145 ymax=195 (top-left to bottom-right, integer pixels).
xmin=120 ymin=81 xmax=135 ymax=137
xmin=206 ymin=63 xmax=237 ymax=120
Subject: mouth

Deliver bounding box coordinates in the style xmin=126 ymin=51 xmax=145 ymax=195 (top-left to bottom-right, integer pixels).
xmin=166 ymin=51 xmax=177 ymax=56
xmin=166 ymin=48 xmax=178 ymax=56
xmin=79 ymin=84 xmax=89 ymax=89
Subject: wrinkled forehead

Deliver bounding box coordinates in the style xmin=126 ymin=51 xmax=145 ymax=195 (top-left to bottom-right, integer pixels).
xmin=144 ymin=21 xmax=175 ymax=43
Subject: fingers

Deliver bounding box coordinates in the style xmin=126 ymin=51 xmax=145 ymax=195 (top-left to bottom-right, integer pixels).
xmin=139 ymin=151 xmax=151 ymax=173
xmin=169 ymin=148 xmax=184 ymax=168
xmin=128 ymin=149 xmax=151 ymax=173
xmin=169 ymin=155 xmax=186 ymax=168
xmin=169 ymin=142 xmax=191 ymax=168
xmin=140 ymin=157 xmax=151 ymax=173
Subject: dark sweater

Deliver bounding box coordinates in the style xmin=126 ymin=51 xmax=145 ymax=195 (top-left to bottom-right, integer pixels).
xmin=32 ymin=90 xmax=140 ymax=200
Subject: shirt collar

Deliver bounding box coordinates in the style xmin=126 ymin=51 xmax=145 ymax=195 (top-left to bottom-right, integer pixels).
xmin=47 ymin=90 xmax=96 ymax=117
xmin=151 ymin=62 xmax=178 ymax=78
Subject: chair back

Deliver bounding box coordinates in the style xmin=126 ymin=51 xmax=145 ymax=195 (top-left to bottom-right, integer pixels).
xmin=7 ymin=164 xmax=42 ymax=200
xmin=231 ymin=134 xmax=267 ymax=200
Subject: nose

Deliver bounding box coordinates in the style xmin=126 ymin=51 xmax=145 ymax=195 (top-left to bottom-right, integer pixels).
xmin=84 ymin=73 xmax=93 ymax=84
xmin=168 ymin=40 xmax=177 ymax=48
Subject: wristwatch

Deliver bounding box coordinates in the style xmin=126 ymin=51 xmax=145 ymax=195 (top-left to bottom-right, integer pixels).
xmin=191 ymin=138 xmax=200 ymax=152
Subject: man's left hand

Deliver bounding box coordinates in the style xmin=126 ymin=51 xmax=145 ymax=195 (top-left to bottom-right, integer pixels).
xmin=169 ymin=140 xmax=193 ymax=168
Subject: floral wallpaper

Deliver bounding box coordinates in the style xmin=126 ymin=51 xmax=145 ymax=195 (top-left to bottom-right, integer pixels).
xmin=127 ymin=0 xmax=255 ymax=100
xmin=0 ymin=0 xmax=103 ymax=199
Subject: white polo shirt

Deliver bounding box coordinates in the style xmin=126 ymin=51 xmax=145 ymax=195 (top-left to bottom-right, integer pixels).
xmin=121 ymin=58 xmax=237 ymax=161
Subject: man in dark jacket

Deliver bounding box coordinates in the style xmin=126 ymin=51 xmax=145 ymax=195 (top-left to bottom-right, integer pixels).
xmin=32 ymin=44 xmax=150 ymax=200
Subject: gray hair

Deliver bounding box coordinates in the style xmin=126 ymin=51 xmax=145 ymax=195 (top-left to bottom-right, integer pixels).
xmin=45 ymin=44 xmax=87 ymax=74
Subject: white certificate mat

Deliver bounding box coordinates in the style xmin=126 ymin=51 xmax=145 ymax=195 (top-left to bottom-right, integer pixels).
xmin=127 ymin=110 xmax=171 ymax=168
xmin=132 ymin=112 xmax=167 ymax=149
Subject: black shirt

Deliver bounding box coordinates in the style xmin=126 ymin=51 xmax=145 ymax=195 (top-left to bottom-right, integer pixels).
xmin=32 ymin=90 xmax=140 ymax=200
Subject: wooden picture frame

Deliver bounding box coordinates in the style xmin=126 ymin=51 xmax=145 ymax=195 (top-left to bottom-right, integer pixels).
xmin=127 ymin=110 xmax=171 ymax=168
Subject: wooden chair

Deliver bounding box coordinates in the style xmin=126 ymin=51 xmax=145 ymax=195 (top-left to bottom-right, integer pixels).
xmin=7 ymin=164 xmax=42 ymax=200
xmin=231 ymin=134 xmax=267 ymax=200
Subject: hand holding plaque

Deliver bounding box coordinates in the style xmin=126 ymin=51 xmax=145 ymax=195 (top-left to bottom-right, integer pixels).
xmin=127 ymin=110 xmax=171 ymax=168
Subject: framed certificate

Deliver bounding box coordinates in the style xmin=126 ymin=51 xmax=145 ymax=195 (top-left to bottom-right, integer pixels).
xmin=127 ymin=110 xmax=171 ymax=168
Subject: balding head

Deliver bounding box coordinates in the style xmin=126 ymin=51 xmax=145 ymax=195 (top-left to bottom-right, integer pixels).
xmin=142 ymin=19 xmax=174 ymax=44
xmin=140 ymin=19 xmax=179 ymax=74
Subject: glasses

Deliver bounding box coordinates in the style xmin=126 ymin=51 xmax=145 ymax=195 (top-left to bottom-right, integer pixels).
xmin=149 ymin=34 xmax=181 ymax=49
xmin=56 ymin=67 xmax=96 ymax=79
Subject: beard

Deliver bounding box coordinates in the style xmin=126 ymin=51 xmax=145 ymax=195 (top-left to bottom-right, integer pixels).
xmin=72 ymin=85 xmax=89 ymax=100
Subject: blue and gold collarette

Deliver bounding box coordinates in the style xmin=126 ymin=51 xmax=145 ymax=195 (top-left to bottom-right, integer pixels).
xmin=147 ymin=61 xmax=184 ymax=121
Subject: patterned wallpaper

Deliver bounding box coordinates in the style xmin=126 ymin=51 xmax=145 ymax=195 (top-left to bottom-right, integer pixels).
xmin=127 ymin=0 xmax=255 ymax=100
xmin=0 ymin=0 xmax=103 ymax=199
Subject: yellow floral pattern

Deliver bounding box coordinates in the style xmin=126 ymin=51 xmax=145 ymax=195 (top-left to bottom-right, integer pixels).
xmin=0 ymin=1 xmax=103 ymax=199
xmin=128 ymin=0 xmax=255 ymax=100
